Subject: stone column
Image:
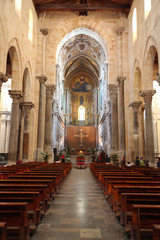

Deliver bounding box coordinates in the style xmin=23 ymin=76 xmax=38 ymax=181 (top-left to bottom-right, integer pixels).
xmin=44 ymin=84 xmax=56 ymax=162
xmin=40 ymin=28 xmax=48 ymax=75
xmin=129 ymin=101 xmax=142 ymax=159
xmin=140 ymin=90 xmax=156 ymax=163
xmin=19 ymin=102 xmax=35 ymax=161
xmin=36 ymin=75 xmax=47 ymax=161
xmin=8 ymin=90 xmax=24 ymax=165
xmin=117 ymin=76 xmax=126 ymax=151
xmin=116 ymin=27 xmax=124 ymax=76
xmin=108 ymin=84 xmax=118 ymax=150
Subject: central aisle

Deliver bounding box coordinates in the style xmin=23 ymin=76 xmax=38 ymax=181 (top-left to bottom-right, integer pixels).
xmin=31 ymin=168 xmax=127 ymax=240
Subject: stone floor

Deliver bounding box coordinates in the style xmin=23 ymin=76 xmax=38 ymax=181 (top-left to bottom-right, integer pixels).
xmin=31 ymin=168 xmax=128 ymax=240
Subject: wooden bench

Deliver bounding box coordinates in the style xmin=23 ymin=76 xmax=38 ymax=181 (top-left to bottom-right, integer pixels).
xmin=0 ymin=184 xmax=48 ymax=211
xmin=153 ymin=224 xmax=160 ymax=240
xmin=112 ymin=185 xmax=160 ymax=212
xmin=120 ymin=193 xmax=160 ymax=227
xmin=103 ymin=176 xmax=153 ymax=195
xmin=130 ymin=205 xmax=160 ymax=240
xmin=0 ymin=202 xmax=30 ymax=240
xmin=0 ymin=222 xmax=7 ymax=240
xmin=0 ymin=191 xmax=41 ymax=226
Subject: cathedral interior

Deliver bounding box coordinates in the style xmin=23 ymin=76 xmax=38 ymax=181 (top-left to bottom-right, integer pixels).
xmin=1 ymin=1 xmax=160 ymax=240
xmin=0 ymin=0 xmax=160 ymax=165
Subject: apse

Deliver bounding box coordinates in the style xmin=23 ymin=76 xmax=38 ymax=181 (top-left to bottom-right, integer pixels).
xmin=56 ymin=28 xmax=108 ymax=153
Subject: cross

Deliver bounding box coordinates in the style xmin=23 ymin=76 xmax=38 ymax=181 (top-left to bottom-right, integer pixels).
xmin=74 ymin=129 xmax=88 ymax=147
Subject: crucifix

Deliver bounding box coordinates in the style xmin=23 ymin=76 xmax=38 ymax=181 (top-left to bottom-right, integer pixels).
xmin=74 ymin=129 xmax=88 ymax=147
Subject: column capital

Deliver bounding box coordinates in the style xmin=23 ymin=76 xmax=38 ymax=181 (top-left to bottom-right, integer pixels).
xmin=129 ymin=101 xmax=142 ymax=111
xmin=0 ymin=72 xmax=9 ymax=88
xmin=140 ymin=90 xmax=156 ymax=103
xmin=108 ymin=84 xmax=118 ymax=100
xmin=40 ymin=28 xmax=49 ymax=36
xmin=8 ymin=90 xmax=24 ymax=103
xmin=20 ymin=101 xmax=35 ymax=112
xmin=117 ymin=76 xmax=126 ymax=85
xmin=46 ymin=84 xmax=56 ymax=99
xmin=116 ymin=27 xmax=125 ymax=36
xmin=36 ymin=74 xmax=47 ymax=84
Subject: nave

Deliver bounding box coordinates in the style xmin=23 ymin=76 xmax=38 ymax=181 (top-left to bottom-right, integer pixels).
xmin=31 ymin=168 xmax=127 ymax=240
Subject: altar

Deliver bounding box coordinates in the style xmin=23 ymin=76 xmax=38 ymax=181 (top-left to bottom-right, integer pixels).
xmin=76 ymin=155 xmax=86 ymax=169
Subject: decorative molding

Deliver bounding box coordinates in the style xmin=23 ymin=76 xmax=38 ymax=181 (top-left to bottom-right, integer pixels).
xmin=8 ymin=90 xmax=24 ymax=103
xmin=140 ymin=90 xmax=156 ymax=103
xmin=46 ymin=84 xmax=56 ymax=99
xmin=40 ymin=28 xmax=49 ymax=36
xmin=117 ymin=76 xmax=126 ymax=85
xmin=129 ymin=101 xmax=142 ymax=111
xmin=36 ymin=74 xmax=47 ymax=84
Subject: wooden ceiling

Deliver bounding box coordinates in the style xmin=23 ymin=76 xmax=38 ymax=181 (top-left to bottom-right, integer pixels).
xmin=33 ymin=0 xmax=133 ymax=15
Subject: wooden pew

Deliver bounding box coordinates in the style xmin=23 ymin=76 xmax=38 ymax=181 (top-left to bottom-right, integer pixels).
xmin=8 ymin=176 xmax=57 ymax=197
xmin=103 ymin=176 xmax=153 ymax=195
xmin=0 ymin=191 xmax=41 ymax=226
xmin=0 ymin=222 xmax=7 ymax=240
xmin=0 ymin=202 xmax=30 ymax=240
xmin=112 ymin=185 xmax=160 ymax=212
xmin=153 ymin=225 xmax=160 ymax=240
xmin=130 ymin=205 xmax=160 ymax=240
xmin=0 ymin=184 xmax=47 ymax=211
xmin=120 ymin=193 xmax=160 ymax=227
xmin=108 ymin=180 xmax=160 ymax=201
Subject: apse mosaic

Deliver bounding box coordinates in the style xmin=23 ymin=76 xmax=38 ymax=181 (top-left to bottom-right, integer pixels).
xmin=72 ymin=75 xmax=92 ymax=92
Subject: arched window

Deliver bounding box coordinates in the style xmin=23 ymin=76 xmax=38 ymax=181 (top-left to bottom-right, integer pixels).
xmin=15 ymin=0 xmax=22 ymax=18
xmin=144 ymin=0 xmax=151 ymax=20
xmin=78 ymin=106 xmax=85 ymax=121
xmin=28 ymin=9 xmax=33 ymax=43
xmin=132 ymin=8 xmax=137 ymax=44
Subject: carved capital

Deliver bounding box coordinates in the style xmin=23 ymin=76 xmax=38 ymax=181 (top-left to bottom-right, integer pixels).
xmin=8 ymin=90 xmax=24 ymax=103
xmin=116 ymin=27 xmax=125 ymax=36
xmin=20 ymin=101 xmax=35 ymax=112
xmin=36 ymin=74 xmax=47 ymax=85
xmin=46 ymin=84 xmax=56 ymax=99
xmin=140 ymin=90 xmax=156 ymax=104
xmin=0 ymin=72 xmax=9 ymax=88
xmin=129 ymin=101 xmax=142 ymax=111
xmin=108 ymin=84 xmax=118 ymax=100
xmin=40 ymin=28 xmax=49 ymax=36
xmin=117 ymin=76 xmax=126 ymax=85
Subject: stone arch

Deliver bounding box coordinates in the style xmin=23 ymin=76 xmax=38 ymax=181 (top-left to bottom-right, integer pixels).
xmin=56 ymin=28 xmax=109 ymax=64
xmin=22 ymin=61 xmax=33 ymax=102
xmin=46 ymin=18 xmax=116 ymax=83
xmin=143 ymin=36 xmax=159 ymax=89
xmin=133 ymin=59 xmax=142 ymax=100
xmin=5 ymin=38 xmax=22 ymax=90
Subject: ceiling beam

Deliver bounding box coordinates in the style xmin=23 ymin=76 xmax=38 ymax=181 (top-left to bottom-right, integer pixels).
xmin=35 ymin=3 xmax=130 ymax=13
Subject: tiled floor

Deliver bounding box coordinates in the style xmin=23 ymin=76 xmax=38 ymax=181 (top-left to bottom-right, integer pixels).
xmin=31 ymin=168 xmax=128 ymax=240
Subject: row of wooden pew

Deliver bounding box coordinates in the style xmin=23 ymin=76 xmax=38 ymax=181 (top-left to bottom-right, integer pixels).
xmin=0 ymin=162 xmax=72 ymax=240
xmin=90 ymin=163 xmax=160 ymax=240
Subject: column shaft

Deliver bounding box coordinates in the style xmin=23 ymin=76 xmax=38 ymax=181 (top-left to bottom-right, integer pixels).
xmin=8 ymin=90 xmax=23 ymax=165
xmin=117 ymin=77 xmax=126 ymax=151
xmin=129 ymin=101 xmax=142 ymax=159
xmin=44 ymin=85 xmax=56 ymax=158
xmin=108 ymin=84 xmax=118 ymax=150
xmin=140 ymin=90 xmax=156 ymax=163
xmin=36 ymin=75 xmax=47 ymax=161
